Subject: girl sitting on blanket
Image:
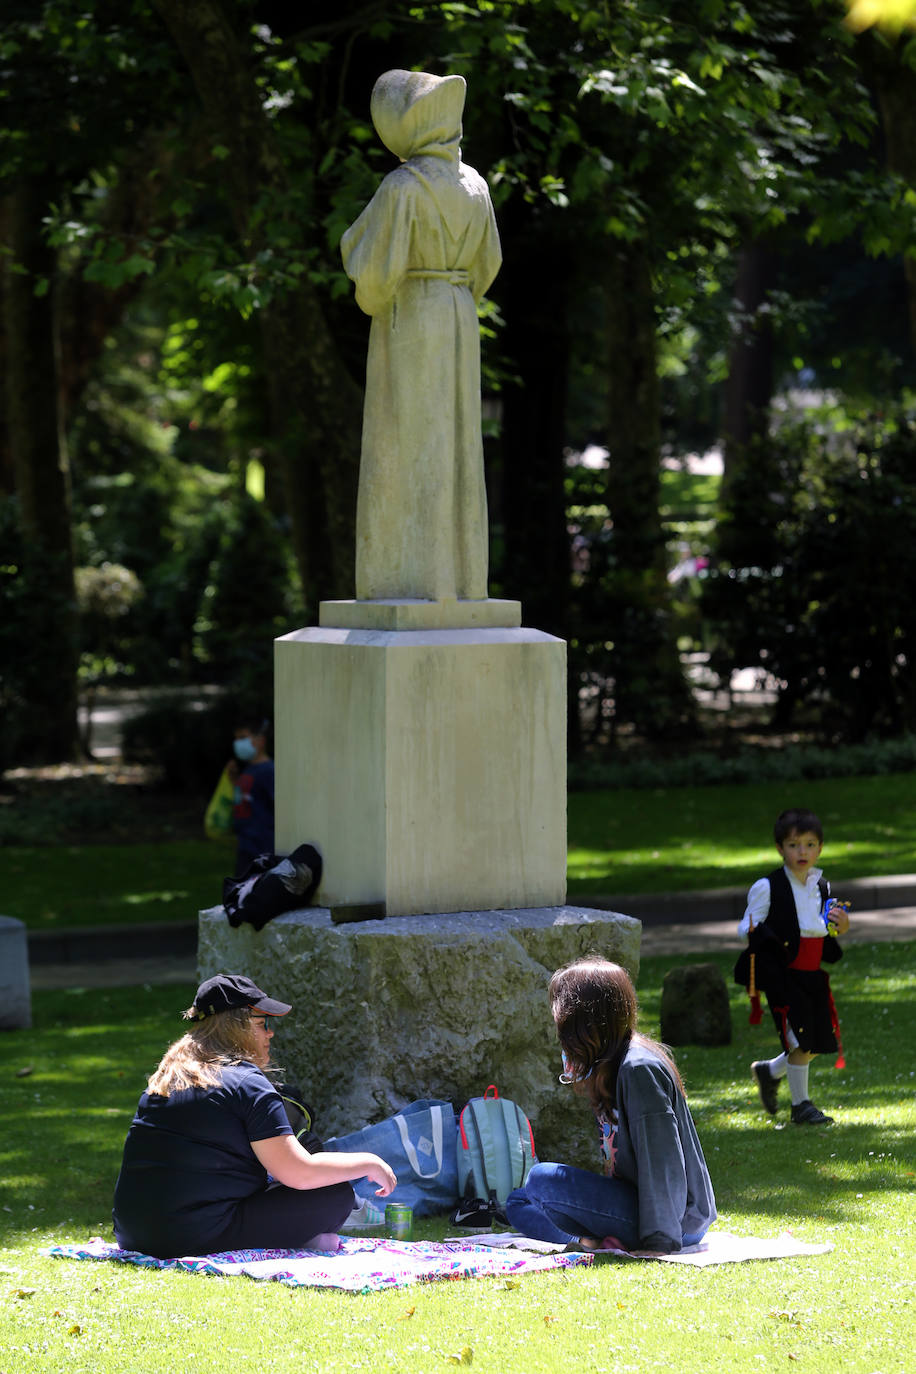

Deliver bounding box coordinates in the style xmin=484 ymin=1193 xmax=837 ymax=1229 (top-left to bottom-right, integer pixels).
xmin=112 ymin=974 xmax=396 ymax=1259
xmin=506 ymin=957 xmax=716 ymax=1255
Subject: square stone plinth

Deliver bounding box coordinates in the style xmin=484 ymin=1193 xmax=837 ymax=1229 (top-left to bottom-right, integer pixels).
xmin=274 ymin=625 xmax=566 ymax=916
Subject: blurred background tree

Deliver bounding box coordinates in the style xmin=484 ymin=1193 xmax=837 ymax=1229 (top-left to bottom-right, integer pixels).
xmin=2 ymin=0 xmax=914 ymax=774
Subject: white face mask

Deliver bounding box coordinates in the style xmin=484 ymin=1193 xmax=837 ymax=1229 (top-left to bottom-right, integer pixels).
xmin=233 ymin=736 xmax=257 ymax=762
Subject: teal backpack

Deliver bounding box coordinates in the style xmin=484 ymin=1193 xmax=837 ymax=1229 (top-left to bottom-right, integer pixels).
xmin=452 ymin=1085 xmax=536 ymax=1225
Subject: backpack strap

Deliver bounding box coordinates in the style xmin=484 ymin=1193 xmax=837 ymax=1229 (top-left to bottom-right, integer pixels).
xmin=467 ymin=1096 xmax=501 ymax=1201
xmin=500 ymin=1099 xmax=535 ymax=1190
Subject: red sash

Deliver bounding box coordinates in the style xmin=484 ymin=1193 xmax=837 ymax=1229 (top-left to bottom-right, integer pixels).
xmin=789 ymin=936 xmax=824 ymax=970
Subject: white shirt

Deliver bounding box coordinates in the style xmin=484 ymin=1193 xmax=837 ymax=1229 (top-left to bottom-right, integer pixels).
xmin=737 ymin=865 xmax=827 ymax=940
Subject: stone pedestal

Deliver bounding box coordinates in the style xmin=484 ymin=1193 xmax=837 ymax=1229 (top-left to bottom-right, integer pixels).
xmin=198 ymin=903 xmax=641 ymax=1165
xmin=274 ymin=614 xmax=566 ymax=917
xmin=0 ymin=916 xmax=32 ymax=1030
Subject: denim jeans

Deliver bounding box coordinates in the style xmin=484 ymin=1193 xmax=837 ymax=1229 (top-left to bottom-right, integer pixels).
xmin=506 ymin=1162 xmax=708 ymax=1250
xmin=505 ymin=1162 xmax=639 ymax=1247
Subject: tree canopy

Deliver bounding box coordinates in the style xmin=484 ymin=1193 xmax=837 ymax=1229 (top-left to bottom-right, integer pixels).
xmin=2 ymin=0 xmax=915 ymax=766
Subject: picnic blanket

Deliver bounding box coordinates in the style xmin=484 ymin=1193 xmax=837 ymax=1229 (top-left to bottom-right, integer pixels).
xmin=43 ymin=1230 xmax=832 ymax=1293
xmin=470 ymin=1230 xmax=834 ymax=1268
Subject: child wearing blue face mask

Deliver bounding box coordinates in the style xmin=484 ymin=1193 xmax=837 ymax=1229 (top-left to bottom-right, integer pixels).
xmin=228 ymin=717 xmax=275 ymax=875
xmin=505 ymin=957 xmax=716 ymax=1256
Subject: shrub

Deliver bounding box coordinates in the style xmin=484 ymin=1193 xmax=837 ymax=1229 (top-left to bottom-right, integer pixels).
xmin=704 ymin=408 xmax=916 ymax=741
xmin=568 ymin=733 xmax=916 ymax=791
xmin=120 ymin=694 xmax=243 ymax=793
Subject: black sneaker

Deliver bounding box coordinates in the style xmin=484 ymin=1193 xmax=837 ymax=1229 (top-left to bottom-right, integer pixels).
xmin=450 ymin=1199 xmax=501 ymax=1229
xmin=751 ymin=1061 xmax=779 ymax=1115
xmin=790 ymin=1099 xmax=835 ymax=1126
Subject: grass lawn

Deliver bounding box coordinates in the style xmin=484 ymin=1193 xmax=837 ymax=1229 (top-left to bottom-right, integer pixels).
xmin=567 ymin=772 xmax=916 ymax=896
xmin=2 ymin=841 xmax=232 ymax=931
xmin=5 ymin=771 xmax=916 ymax=933
xmin=1 ymin=944 xmax=913 ymax=1373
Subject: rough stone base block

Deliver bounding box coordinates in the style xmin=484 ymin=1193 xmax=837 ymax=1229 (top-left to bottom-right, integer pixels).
xmin=198 ymin=904 xmax=641 ymax=1166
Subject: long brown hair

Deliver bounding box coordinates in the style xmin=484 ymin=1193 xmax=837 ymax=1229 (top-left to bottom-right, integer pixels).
xmin=146 ymin=1007 xmax=266 ymax=1097
xmin=549 ymin=956 xmax=684 ymax=1120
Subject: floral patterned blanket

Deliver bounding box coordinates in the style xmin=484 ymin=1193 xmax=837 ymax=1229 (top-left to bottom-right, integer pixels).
xmin=41 ymin=1234 xmax=591 ymax=1292
xmin=42 ymin=1230 xmax=831 ymax=1292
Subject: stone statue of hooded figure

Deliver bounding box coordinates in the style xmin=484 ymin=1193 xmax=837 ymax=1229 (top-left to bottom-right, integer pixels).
xmin=341 ymin=70 xmax=502 ymax=602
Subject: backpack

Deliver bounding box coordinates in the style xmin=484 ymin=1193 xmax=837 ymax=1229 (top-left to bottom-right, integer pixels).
xmin=277 ymin=1084 xmax=325 ymax=1154
xmin=223 ymin=843 xmax=322 ymax=931
xmin=452 ymin=1085 xmax=536 ymax=1225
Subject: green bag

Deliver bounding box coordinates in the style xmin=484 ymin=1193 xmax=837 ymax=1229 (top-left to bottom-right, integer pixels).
xmin=204 ymin=764 xmax=235 ymax=840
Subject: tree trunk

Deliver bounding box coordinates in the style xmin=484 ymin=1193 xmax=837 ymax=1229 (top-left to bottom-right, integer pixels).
xmin=602 ymin=241 xmax=695 ymax=738
xmin=3 ymin=179 xmax=80 ymax=762
xmin=498 ymin=213 xmax=571 ymax=638
xmin=57 ymin=131 xmax=184 ymax=425
xmin=0 ymin=200 xmax=11 ymax=497
xmin=720 ymin=239 xmax=775 ymax=509
xmin=152 ymin=0 xmax=362 ymax=609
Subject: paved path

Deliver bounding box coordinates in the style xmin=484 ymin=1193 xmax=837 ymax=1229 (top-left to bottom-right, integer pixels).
xmin=28 ymin=900 xmax=916 ymax=990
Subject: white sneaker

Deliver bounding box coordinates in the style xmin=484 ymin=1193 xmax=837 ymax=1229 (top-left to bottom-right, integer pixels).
xmin=340 ymin=1198 xmax=387 ymax=1230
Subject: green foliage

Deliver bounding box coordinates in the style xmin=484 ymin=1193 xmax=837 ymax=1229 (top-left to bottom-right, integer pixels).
xmin=120 ymin=695 xmax=245 ymax=795
xmin=706 ymin=406 xmax=916 ymax=739
xmin=569 ymin=732 xmax=916 ymax=791
xmin=0 ymin=788 xmax=125 ymax=848
xmin=0 ymin=499 xmax=79 ymax=767
xmin=3 ymin=0 xmax=916 ymax=758
xmin=191 ymin=494 xmax=300 ymax=703
xmin=66 ymin=299 xmax=291 ymax=691
xmin=75 ymin=563 xmax=145 ymax=693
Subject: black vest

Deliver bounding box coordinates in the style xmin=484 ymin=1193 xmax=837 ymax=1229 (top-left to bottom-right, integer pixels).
xmin=735 ymin=868 xmax=842 ymax=988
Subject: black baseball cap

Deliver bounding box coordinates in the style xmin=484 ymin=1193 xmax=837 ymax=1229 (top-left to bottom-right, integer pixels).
xmin=191 ymin=974 xmax=291 ymax=1020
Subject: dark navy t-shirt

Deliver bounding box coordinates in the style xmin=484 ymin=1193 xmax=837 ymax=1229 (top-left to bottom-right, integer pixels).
xmin=112 ymin=1062 xmax=291 ymax=1258
xmin=232 ymin=759 xmax=275 ymax=859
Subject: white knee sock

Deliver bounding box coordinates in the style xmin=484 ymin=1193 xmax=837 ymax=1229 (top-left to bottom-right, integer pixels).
xmin=786 ymin=1062 xmax=809 ymax=1105
xmin=767 ymin=1052 xmax=788 ymax=1078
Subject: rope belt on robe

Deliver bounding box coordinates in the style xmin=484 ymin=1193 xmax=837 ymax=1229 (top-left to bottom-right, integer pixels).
xmin=404 ymin=268 xmax=470 ymax=285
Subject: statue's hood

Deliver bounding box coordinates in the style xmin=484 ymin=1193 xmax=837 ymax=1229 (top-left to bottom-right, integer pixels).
xmin=370 ymin=69 xmax=465 ymax=161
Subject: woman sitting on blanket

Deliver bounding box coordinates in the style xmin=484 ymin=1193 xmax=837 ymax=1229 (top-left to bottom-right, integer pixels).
xmin=506 ymin=957 xmax=716 ymax=1255
xmin=112 ymin=974 xmax=396 ymax=1259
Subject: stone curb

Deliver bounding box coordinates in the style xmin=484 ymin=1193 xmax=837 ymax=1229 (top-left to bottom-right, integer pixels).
xmin=27 ymin=920 xmax=199 ymax=965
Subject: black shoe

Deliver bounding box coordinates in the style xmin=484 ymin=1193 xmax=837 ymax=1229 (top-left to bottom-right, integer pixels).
xmin=451 ymin=1199 xmax=506 ymax=1229
xmin=751 ymin=1061 xmax=779 ymax=1115
xmin=790 ymin=1099 xmax=834 ymax=1126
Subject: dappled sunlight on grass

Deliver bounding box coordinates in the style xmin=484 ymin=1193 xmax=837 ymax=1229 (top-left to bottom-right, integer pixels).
xmin=567 ymin=774 xmax=916 ymax=894
xmin=630 ymin=945 xmax=916 ymax=1248
xmin=4 ymin=842 xmax=227 ymax=929
xmin=0 ymin=949 xmax=913 ymax=1374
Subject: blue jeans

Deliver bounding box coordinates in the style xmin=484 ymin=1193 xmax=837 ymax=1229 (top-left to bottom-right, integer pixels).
xmin=506 ymin=1162 xmax=640 ymax=1247
xmin=506 ymin=1162 xmax=708 ymax=1250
